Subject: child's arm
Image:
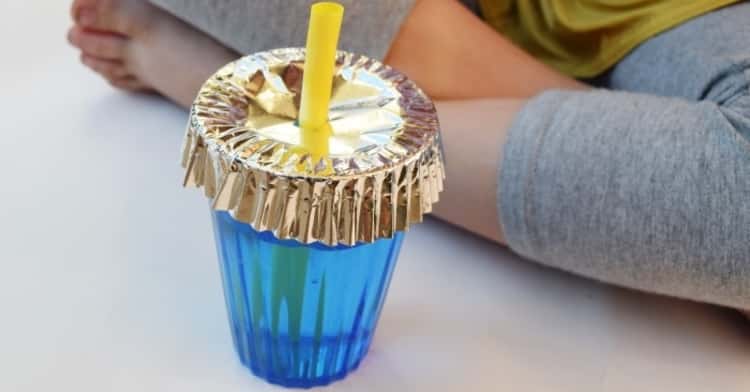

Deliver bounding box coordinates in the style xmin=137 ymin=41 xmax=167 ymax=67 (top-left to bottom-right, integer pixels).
xmin=385 ymin=0 xmax=587 ymax=99
xmin=431 ymin=99 xmax=525 ymax=244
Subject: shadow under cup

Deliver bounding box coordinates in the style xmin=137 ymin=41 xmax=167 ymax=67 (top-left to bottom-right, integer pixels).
xmin=210 ymin=209 xmax=405 ymax=388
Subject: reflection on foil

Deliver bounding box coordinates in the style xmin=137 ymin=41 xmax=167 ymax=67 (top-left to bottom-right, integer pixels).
xmin=239 ymin=58 xmax=402 ymax=156
xmin=183 ymin=48 xmax=444 ymax=245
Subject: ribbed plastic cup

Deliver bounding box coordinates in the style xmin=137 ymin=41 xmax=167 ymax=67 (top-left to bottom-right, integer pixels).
xmin=210 ymin=209 xmax=404 ymax=388
xmin=182 ymin=47 xmax=443 ymax=388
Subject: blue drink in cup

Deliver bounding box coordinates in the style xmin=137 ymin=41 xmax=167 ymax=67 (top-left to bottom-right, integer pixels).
xmin=211 ymin=210 xmax=403 ymax=386
xmin=182 ymin=48 xmax=443 ymax=388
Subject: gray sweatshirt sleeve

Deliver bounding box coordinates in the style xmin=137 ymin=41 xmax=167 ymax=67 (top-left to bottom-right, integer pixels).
xmin=500 ymin=89 xmax=750 ymax=309
xmin=499 ymin=2 xmax=750 ymax=309
xmin=149 ymin=0 xmax=416 ymax=61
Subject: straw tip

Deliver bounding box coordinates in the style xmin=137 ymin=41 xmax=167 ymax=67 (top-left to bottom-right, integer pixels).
xmin=311 ymin=2 xmax=344 ymax=16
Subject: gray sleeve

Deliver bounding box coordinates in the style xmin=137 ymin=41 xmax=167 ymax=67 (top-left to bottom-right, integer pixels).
xmin=499 ymin=88 xmax=750 ymax=309
xmin=499 ymin=2 xmax=750 ymax=309
xmin=149 ymin=0 xmax=416 ymax=60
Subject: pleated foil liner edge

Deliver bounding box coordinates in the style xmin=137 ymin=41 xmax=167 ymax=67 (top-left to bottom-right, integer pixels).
xmin=181 ymin=48 xmax=444 ymax=246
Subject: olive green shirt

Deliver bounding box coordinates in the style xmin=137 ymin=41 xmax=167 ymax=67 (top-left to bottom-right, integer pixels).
xmin=478 ymin=0 xmax=740 ymax=77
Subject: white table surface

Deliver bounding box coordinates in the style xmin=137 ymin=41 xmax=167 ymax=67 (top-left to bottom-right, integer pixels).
xmin=2 ymin=2 xmax=749 ymax=391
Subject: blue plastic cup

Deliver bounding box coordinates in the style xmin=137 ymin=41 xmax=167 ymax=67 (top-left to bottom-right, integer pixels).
xmin=210 ymin=209 xmax=405 ymax=388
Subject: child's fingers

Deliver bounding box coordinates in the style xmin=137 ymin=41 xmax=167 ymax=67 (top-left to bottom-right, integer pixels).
xmin=71 ymin=0 xmax=99 ymax=23
xmin=108 ymin=76 xmax=151 ymax=92
xmin=72 ymin=0 xmax=129 ymax=34
xmin=68 ymin=26 xmax=126 ymax=60
xmin=80 ymin=54 xmax=129 ymax=79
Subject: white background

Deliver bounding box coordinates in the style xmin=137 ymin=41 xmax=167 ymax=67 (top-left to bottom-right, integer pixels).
xmin=1 ymin=2 xmax=748 ymax=391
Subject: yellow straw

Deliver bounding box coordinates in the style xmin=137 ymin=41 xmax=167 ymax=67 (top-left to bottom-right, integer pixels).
xmin=299 ymin=2 xmax=344 ymax=158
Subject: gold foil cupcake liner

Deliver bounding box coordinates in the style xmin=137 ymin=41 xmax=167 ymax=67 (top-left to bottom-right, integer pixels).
xmin=182 ymin=48 xmax=444 ymax=246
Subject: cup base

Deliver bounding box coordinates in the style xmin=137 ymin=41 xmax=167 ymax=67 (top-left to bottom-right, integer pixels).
xmin=232 ymin=330 xmax=375 ymax=388
xmin=246 ymin=362 xmax=360 ymax=389
xmin=242 ymin=351 xmax=366 ymax=389
xmin=211 ymin=210 xmax=404 ymax=388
